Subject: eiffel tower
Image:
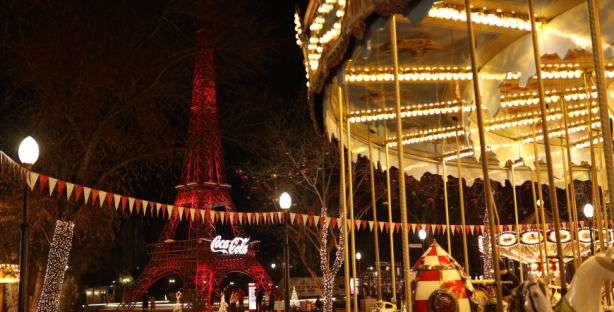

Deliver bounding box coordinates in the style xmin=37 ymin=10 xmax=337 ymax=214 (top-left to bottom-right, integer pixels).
xmin=116 ymin=24 xmax=277 ymax=312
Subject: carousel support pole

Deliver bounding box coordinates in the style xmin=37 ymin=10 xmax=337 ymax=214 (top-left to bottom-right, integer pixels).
xmin=441 ymin=148 xmax=452 ymax=254
xmin=462 ymin=1 xmax=503 ymax=310
xmin=336 ymin=80 xmax=351 ymax=312
xmin=560 ymin=139 xmax=579 ymax=270
xmin=584 ymin=74 xmax=605 ymax=251
xmin=598 ymin=140 xmax=610 ymax=246
xmin=531 ymin=127 xmax=550 ymax=277
xmin=390 ymin=14 xmax=413 ymax=312
xmin=587 ymin=0 xmax=614 ymax=251
xmin=561 ymin=101 xmax=583 ymax=266
xmin=384 ymin=126 xmax=397 ymax=304
xmin=367 ymin=129 xmax=383 ymax=300
xmin=529 ymin=170 xmax=547 ymax=273
xmin=346 ymin=120 xmax=358 ymax=312
xmin=527 ymin=0 xmax=567 ymax=289
xmin=510 ymin=165 xmax=524 ymax=282
xmin=454 ymin=120 xmax=470 ymax=275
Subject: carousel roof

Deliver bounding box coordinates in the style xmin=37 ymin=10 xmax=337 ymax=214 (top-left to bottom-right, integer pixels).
xmin=297 ymin=0 xmax=614 ymax=186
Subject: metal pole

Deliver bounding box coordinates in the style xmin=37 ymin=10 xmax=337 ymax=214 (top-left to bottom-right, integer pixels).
xmin=347 ymin=121 xmax=358 ymax=312
xmin=454 ymin=126 xmax=469 ymax=273
xmin=462 ymin=2 xmax=503 ymax=310
xmin=384 ymin=126 xmax=397 ymax=305
xmin=586 ymin=0 xmax=614 ymax=245
xmin=389 ymin=14 xmax=413 ymax=312
xmin=530 ymin=132 xmax=550 ymax=277
xmin=442 ymin=157 xmax=451 ymax=254
xmin=336 ymin=80 xmax=351 ymax=312
xmin=560 ymin=139 xmax=578 ymax=270
xmin=529 ymin=171 xmax=546 ymax=267
xmin=598 ymin=141 xmax=610 ymax=248
xmin=284 ymin=211 xmax=290 ymax=312
xmin=561 ymin=101 xmax=583 ymax=266
xmin=18 ymin=164 xmax=32 ymax=312
xmin=527 ymin=0 xmax=567 ymax=291
xmin=367 ymin=130 xmax=383 ymax=300
xmin=510 ymin=165 xmax=524 ymax=282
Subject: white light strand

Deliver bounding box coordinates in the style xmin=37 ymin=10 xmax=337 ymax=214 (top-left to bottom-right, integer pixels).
xmin=345 ymin=67 xmax=473 ymax=82
xmin=519 ymin=118 xmax=600 ymax=144
xmin=428 ymin=4 xmax=542 ymax=31
xmin=295 ymin=13 xmax=303 ymax=46
xmin=485 ymin=108 xmax=562 ymax=131
xmin=387 ymin=126 xmax=464 ymax=146
xmin=572 ymin=134 xmax=604 ymax=150
xmin=36 ymin=220 xmax=75 ymax=312
xmin=307 ymin=0 xmax=347 ymax=70
xmin=443 ymin=147 xmax=474 ymax=161
xmin=348 ymin=100 xmax=467 ymax=123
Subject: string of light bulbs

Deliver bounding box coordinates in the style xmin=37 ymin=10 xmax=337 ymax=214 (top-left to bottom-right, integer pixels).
xmin=347 ymin=100 xmax=467 ymax=123
xmin=386 ymin=126 xmax=464 ymax=146
xmin=572 ymin=134 xmax=603 ymax=150
xmin=518 ymin=118 xmax=600 ymax=144
xmin=306 ymin=0 xmax=347 ymax=71
xmin=442 ymin=147 xmax=474 ymax=161
xmin=427 ymin=4 xmax=542 ymax=31
xmin=500 ymin=87 xmax=597 ymax=108
xmin=345 ymin=66 xmax=473 ymax=82
xmin=485 ymin=109 xmax=562 ymax=131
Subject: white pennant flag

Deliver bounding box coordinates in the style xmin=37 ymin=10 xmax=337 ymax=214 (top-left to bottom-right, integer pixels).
xmin=167 ymin=205 xmax=173 ymax=217
xmin=256 ymin=213 xmax=261 ymax=225
xmin=114 ymin=194 xmax=121 ymax=210
xmin=84 ymin=188 xmax=92 ymax=204
xmin=156 ymin=203 xmax=161 ymax=214
xmin=369 ymin=221 xmax=374 ymax=231
xmin=48 ymin=178 xmax=58 ymax=196
xmin=248 ymin=213 xmax=252 ymax=225
xmin=325 ymin=217 xmax=331 ymax=227
xmin=178 ymin=207 xmax=184 ymax=221
xmin=66 ymin=183 xmax=75 ymax=200
xmin=190 ymin=209 xmax=196 ymax=221
xmin=28 ymin=172 xmax=39 ymax=191
xmin=411 ymin=223 xmax=417 ymax=234
xmin=200 ymin=209 xmax=205 ymax=221
xmin=451 ymin=225 xmax=456 ymax=235
xmin=220 ymin=212 xmax=226 ymax=224
xmin=239 ymin=213 xmax=244 ymax=225
xmin=211 ymin=211 xmax=216 ymax=222
xmin=480 ymin=225 xmax=485 ymax=234
xmin=142 ymin=200 xmax=148 ymax=213
xmin=379 ymin=222 xmax=385 ymax=232
xmin=314 ymin=216 xmax=320 ymax=227
xmin=290 ymin=213 xmax=296 ymax=224
xmin=302 ymin=215 xmax=308 ymax=226
xmin=442 ymin=225 xmax=446 ymax=235
xmin=431 ymin=224 xmax=436 ymax=235
xmin=277 ymin=212 xmax=282 ymax=223
xmin=128 ymin=197 xmax=135 ymax=213
xmin=230 ymin=212 xmax=235 ymax=224
xmin=470 ymin=225 xmax=475 ymax=235
xmin=99 ymin=191 xmax=107 ymax=207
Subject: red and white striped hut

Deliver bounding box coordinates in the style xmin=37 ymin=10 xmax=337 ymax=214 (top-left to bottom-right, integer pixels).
xmin=409 ymin=240 xmax=476 ymax=312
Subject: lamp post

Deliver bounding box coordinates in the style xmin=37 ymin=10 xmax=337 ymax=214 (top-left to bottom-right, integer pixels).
xmin=419 ymin=229 xmax=427 ymax=253
xmin=584 ymin=203 xmax=595 ymax=255
xmin=280 ymin=192 xmax=292 ymax=312
xmin=17 ymin=136 xmax=38 ymax=312
xmin=356 ymin=252 xmax=361 ymax=271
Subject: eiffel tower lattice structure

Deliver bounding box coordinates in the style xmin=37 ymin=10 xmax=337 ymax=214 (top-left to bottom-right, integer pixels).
xmin=116 ymin=26 xmax=278 ymax=312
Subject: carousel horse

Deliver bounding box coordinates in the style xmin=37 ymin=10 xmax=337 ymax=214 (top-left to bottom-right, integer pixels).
xmin=485 ymin=274 xmax=554 ymax=312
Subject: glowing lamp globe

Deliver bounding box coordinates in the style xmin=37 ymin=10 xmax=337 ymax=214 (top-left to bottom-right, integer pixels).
xmin=584 ymin=203 xmax=594 ymax=218
xmin=356 ymin=252 xmax=361 ymax=260
xmin=280 ymin=192 xmax=292 ymax=209
xmin=18 ymin=136 xmax=39 ymax=165
xmin=419 ymin=229 xmax=427 ymax=240
xmin=537 ymin=199 xmax=541 ymax=206
xmin=271 ymin=264 xmax=276 ymax=269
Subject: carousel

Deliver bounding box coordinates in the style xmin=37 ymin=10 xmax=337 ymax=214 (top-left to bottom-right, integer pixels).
xmin=295 ymin=0 xmax=614 ymax=310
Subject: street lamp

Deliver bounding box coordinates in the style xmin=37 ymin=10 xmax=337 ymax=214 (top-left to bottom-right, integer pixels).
xmin=356 ymin=252 xmax=362 ymax=271
xmin=419 ymin=229 xmax=427 ymax=252
xmin=584 ymin=203 xmax=595 ymax=255
xmin=280 ymin=192 xmax=292 ymax=312
xmin=271 ymin=264 xmax=276 ymax=269
xmin=17 ymin=136 xmax=38 ymax=312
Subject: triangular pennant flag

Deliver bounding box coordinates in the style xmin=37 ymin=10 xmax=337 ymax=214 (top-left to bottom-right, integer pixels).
xmin=426 ymin=224 xmax=431 ymax=234
xmin=437 ymin=224 xmax=442 ymax=235
xmin=290 ymin=213 xmax=296 ymax=224
xmin=39 ymin=175 xmax=48 ymax=193
xmin=296 ymin=214 xmax=302 ymax=225
xmin=379 ymin=221 xmax=385 ymax=233
xmin=156 ymin=203 xmax=162 ymax=215
xmin=89 ymin=189 xmax=98 ymax=206
xmin=141 ymin=200 xmax=148 ymax=214
xmin=411 ymin=223 xmax=416 ymax=234
xmin=149 ymin=202 xmax=154 ymax=217
xmin=395 ymin=223 xmax=401 ymax=233
xmin=66 ymin=183 xmax=75 ymax=200
xmin=484 ymin=225 xmax=489 ymax=233
xmin=456 ymin=225 xmax=462 ymax=234
xmin=308 ymin=215 xmax=314 ymax=226
xmin=247 ymin=212 xmax=252 ymax=225
xmin=135 ymin=199 xmax=142 ymax=214
xmin=172 ymin=206 xmax=179 ymax=219
xmin=221 ymin=212 xmax=226 ymax=225
xmin=466 ymin=225 xmax=471 ymax=235
xmin=28 ymin=172 xmax=39 ymax=191
xmin=83 ymin=187 xmax=91 ymax=204
xmin=48 ymin=178 xmax=58 ymax=196
xmin=98 ymin=191 xmax=107 ymax=207
xmin=325 ymin=217 xmax=331 ymax=227
xmin=161 ymin=204 xmax=167 ymax=218
xmin=319 ymin=217 xmax=325 ymax=227
xmin=451 ymin=225 xmax=456 ymax=235
xmin=57 ymin=180 xmax=66 ymax=199
xmin=362 ymin=220 xmax=368 ymax=230
xmin=331 ymin=218 xmax=336 ymax=228
xmin=442 ymin=225 xmax=447 ymax=235
xmin=314 ymin=216 xmax=320 ymax=227
xmin=369 ymin=221 xmax=374 ymax=231
xmin=200 ymin=209 xmax=205 ymax=222
xmin=302 ymin=215 xmax=308 ymax=226
xmin=120 ymin=196 xmax=128 ymax=211
xmin=230 ymin=212 xmax=235 ymax=224
xmin=385 ymin=222 xmax=391 ymax=233
xmin=470 ymin=225 xmax=475 ymax=235
xmin=580 ymin=221 xmax=585 ymax=228
xmin=190 ymin=208 xmax=196 ymax=221
xmin=238 ymin=213 xmax=243 ymax=225
xmin=277 ymin=212 xmax=283 ymax=224
xmin=178 ymin=207 xmax=184 ymax=221
xmin=167 ymin=205 xmax=173 ymax=218
xmin=75 ymin=185 xmax=83 ymax=202
xmin=114 ymin=195 xmax=122 ymax=210
xmin=430 ymin=224 xmax=436 ymax=235
xmin=128 ymin=197 xmax=135 ymax=213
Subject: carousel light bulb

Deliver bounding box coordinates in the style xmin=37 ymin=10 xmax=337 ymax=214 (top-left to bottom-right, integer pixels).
xmin=584 ymin=203 xmax=594 ymax=218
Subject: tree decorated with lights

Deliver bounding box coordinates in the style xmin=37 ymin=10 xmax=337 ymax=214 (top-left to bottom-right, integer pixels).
xmin=219 ymin=293 xmax=228 ymax=312
xmin=290 ymin=287 xmax=300 ymax=309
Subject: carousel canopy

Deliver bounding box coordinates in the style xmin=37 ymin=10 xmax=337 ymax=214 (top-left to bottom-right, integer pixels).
xmin=297 ymin=0 xmax=614 ymax=188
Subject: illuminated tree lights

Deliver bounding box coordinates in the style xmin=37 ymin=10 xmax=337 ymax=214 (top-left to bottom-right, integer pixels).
xmin=36 ymin=220 xmax=75 ymax=312
xmin=290 ymin=287 xmax=300 ymax=308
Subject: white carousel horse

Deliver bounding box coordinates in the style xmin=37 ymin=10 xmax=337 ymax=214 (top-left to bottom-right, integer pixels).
xmin=522 ymin=274 xmax=554 ymax=312
xmin=563 ymin=247 xmax=614 ymax=312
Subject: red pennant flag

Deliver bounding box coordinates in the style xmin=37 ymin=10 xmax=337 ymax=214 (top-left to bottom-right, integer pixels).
xmin=91 ymin=189 xmax=99 ymax=206
xmin=395 ymin=223 xmax=401 ymax=233
xmin=296 ymin=214 xmax=302 ymax=225
xmin=172 ymin=206 xmax=178 ymax=219
xmin=426 ymin=224 xmax=431 ymax=233
xmin=39 ymin=175 xmax=48 ymax=193
xmin=362 ymin=220 xmax=368 ymax=230
xmin=149 ymin=202 xmax=155 ymax=217
xmin=161 ymin=204 xmax=167 ymax=218
xmin=456 ymin=225 xmax=461 ymax=234
xmin=320 ymin=217 xmax=325 ymax=227
xmin=504 ymin=225 xmax=509 ymax=232
xmin=466 ymin=225 xmax=471 ymax=234
xmin=475 ymin=225 xmax=480 ymax=235
xmin=308 ymin=215 xmax=314 ymax=226
xmin=106 ymin=193 xmax=114 ymax=209
xmin=135 ymin=199 xmax=141 ymax=214
xmin=121 ymin=196 xmax=128 ymax=211
xmin=484 ymin=225 xmax=489 ymax=233
xmin=57 ymin=180 xmax=66 ymax=199
xmin=75 ymin=185 xmax=83 ymax=202
xmin=416 ymin=224 xmax=421 ymax=232
xmin=513 ymin=224 xmax=517 ymax=231
xmin=385 ymin=222 xmax=390 ymax=233
xmin=244 ymin=212 xmax=248 ymax=224
xmin=437 ymin=225 xmax=442 ymax=235
xmin=216 ymin=211 xmax=221 ymax=223
xmin=331 ymin=218 xmax=337 ymax=228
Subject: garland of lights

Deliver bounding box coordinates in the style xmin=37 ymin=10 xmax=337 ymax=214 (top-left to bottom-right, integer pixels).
xmin=482 ymin=210 xmax=493 ymax=279
xmin=290 ymin=287 xmax=300 ymax=308
xmin=36 ymin=220 xmax=75 ymax=312
xmin=319 ymin=208 xmax=344 ymax=312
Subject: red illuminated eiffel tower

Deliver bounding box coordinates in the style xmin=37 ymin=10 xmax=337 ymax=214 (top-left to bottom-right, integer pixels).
xmin=116 ymin=26 xmax=277 ymax=312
